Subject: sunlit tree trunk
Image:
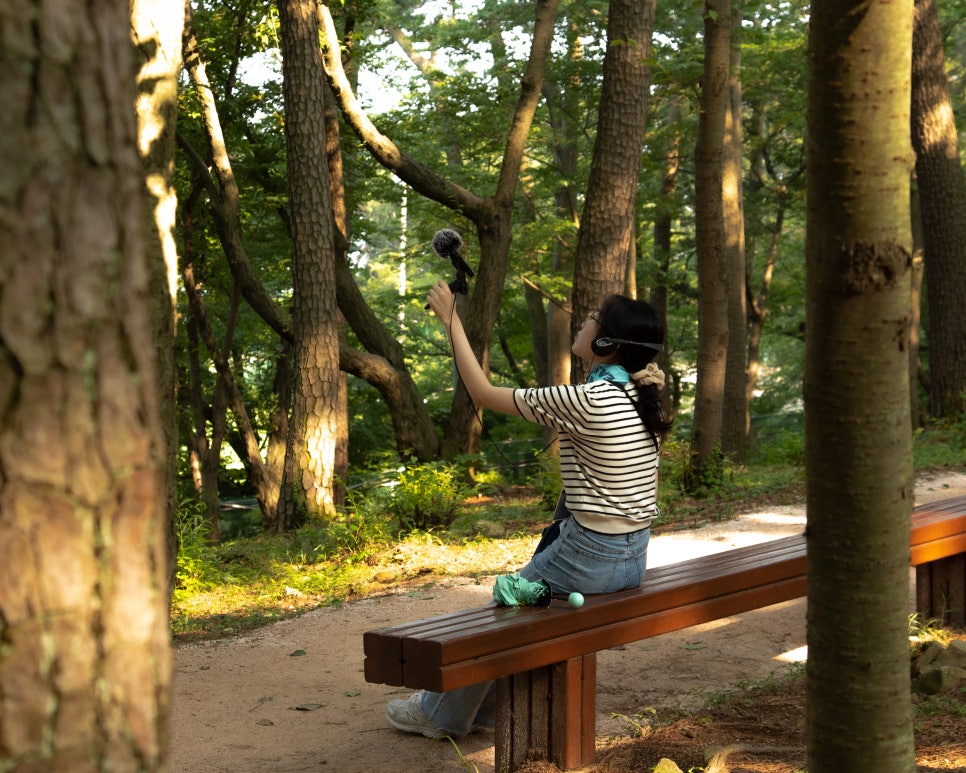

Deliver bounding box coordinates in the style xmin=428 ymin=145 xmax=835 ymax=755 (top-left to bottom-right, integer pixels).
xmin=132 ymin=0 xmax=184 ymax=583
xmin=0 ymin=0 xmax=171 ymax=765
xmin=277 ymin=0 xmax=341 ymax=525
xmin=688 ymin=0 xmax=731 ymax=490
xmin=911 ymin=0 xmax=966 ymax=419
xmin=721 ymin=9 xmax=749 ymax=460
xmin=571 ymin=0 xmax=655 ymax=383
xmin=805 ymin=0 xmax=916 ymax=769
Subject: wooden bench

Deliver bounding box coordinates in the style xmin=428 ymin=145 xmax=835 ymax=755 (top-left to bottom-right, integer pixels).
xmin=364 ymin=495 xmax=966 ymax=771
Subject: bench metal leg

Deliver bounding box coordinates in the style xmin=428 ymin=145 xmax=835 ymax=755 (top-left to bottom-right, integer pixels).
xmin=916 ymin=555 xmax=966 ymax=627
xmin=494 ymin=654 xmax=596 ymax=772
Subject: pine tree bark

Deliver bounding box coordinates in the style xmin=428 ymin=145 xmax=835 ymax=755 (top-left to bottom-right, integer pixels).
xmin=911 ymin=0 xmax=966 ymax=419
xmin=688 ymin=0 xmax=731 ymax=489
xmin=805 ymin=0 xmax=916 ymax=769
xmin=277 ymin=0 xmax=342 ymax=525
xmin=570 ymin=0 xmax=655 ymax=382
xmin=721 ymin=9 xmax=749 ymax=460
xmin=0 ymin=0 xmax=171 ymax=765
xmin=132 ymin=0 xmax=184 ymax=585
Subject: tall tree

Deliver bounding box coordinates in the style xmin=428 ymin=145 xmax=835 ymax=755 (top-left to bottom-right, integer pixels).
xmin=721 ymin=8 xmax=749 ymax=459
xmin=570 ymin=0 xmax=656 ymax=382
xmin=911 ymin=0 xmax=966 ymax=419
xmin=542 ymin=13 xmax=585 ymax=389
xmin=805 ymin=0 xmax=916 ymax=769
xmin=276 ymin=0 xmax=342 ymax=525
xmin=649 ymin=98 xmax=683 ymax=419
xmin=688 ymin=0 xmax=731 ymax=489
xmin=0 ymin=0 xmax=171 ymax=765
xmin=132 ymin=0 xmax=184 ymax=580
xmin=180 ymin=8 xmax=288 ymax=525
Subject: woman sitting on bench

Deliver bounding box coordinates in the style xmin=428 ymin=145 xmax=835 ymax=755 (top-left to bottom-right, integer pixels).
xmin=385 ymin=279 xmax=673 ymax=740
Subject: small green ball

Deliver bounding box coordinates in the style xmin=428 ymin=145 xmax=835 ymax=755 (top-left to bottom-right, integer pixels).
xmin=568 ymin=592 xmax=584 ymax=609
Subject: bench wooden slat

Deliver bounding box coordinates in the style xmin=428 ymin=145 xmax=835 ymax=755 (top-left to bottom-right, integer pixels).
xmin=427 ymin=575 xmax=807 ymax=692
xmin=365 ymin=535 xmax=807 ymax=687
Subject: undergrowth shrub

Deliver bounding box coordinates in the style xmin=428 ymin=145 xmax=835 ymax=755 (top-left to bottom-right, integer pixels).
xmin=174 ymin=498 xmax=217 ymax=597
xmin=392 ymin=458 xmax=475 ymax=530
xmin=289 ymin=507 xmax=393 ymax=565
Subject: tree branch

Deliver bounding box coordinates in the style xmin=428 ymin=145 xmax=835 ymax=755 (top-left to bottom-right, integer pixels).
xmin=317 ymin=2 xmax=488 ymax=220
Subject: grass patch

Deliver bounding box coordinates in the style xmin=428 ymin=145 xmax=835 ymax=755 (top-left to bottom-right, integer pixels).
xmin=170 ymin=494 xmax=545 ymax=644
xmin=171 ymin=419 xmax=964 ymax=644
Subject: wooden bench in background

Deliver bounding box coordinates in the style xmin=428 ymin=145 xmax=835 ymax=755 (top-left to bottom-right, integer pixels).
xmin=364 ymin=495 xmax=966 ymax=772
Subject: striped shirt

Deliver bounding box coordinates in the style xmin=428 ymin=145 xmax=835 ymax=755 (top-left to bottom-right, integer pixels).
xmin=513 ymin=380 xmax=660 ymax=534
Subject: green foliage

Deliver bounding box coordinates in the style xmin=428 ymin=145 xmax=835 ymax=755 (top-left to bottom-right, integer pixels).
xmin=913 ymin=417 xmax=966 ymax=471
xmin=747 ymin=413 xmax=806 ymax=466
xmin=174 ymin=498 xmax=218 ymax=596
xmin=388 ymin=457 xmax=476 ymax=530
xmin=683 ymin=444 xmax=727 ymax=498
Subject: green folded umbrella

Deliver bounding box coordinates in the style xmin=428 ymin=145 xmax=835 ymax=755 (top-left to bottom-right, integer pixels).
xmin=493 ymin=573 xmax=550 ymax=606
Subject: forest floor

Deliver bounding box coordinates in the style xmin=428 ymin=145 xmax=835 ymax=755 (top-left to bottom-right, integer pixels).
xmin=168 ymin=471 xmax=966 ymax=773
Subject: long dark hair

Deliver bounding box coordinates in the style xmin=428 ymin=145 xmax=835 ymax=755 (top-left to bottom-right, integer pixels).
xmin=596 ymin=295 xmax=673 ymax=445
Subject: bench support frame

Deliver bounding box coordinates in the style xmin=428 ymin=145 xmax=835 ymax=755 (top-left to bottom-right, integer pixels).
xmin=495 ymin=654 xmax=596 ymax=770
xmin=916 ymin=554 xmax=966 ymax=627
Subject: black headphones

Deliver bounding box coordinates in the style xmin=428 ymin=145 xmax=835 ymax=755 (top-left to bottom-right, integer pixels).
xmin=591 ymin=337 xmax=665 ymax=356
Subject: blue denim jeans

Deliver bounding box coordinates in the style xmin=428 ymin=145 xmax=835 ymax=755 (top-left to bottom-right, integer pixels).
xmin=417 ymin=516 xmax=649 ymax=736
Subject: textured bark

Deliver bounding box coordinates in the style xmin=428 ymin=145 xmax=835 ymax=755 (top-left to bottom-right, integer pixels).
xmin=323 ymin=75 xmax=349 ymax=505
xmin=650 ymin=97 xmax=683 ymax=421
xmin=0 ymin=0 xmax=171 ymax=766
xmin=277 ymin=0 xmax=341 ymax=525
xmin=132 ymin=0 xmax=184 ymax=587
xmin=688 ymin=0 xmax=731 ymax=489
xmin=721 ymin=10 xmax=749 ymax=460
xmin=805 ymin=0 xmax=916 ymax=769
xmin=570 ymin=0 xmax=655 ymax=382
xmin=542 ymin=42 xmax=582 ymax=389
xmin=911 ymin=0 xmax=966 ymax=419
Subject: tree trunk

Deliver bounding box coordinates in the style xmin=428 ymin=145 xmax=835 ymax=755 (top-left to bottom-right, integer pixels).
xmin=570 ymin=0 xmax=655 ymax=383
xmin=650 ymin=96 xmax=683 ymax=421
xmin=543 ymin=49 xmax=582 ymax=388
xmin=132 ymin=0 xmax=184 ymax=587
xmin=323 ymin=74 xmax=351 ymax=506
xmin=805 ymin=0 xmax=916 ymax=768
xmin=911 ymin=0 xmax=966 ymax=419
xmin=688 ymin=0 xmax=731 ymax=490
xmin=909 ymin=182 xmax=925 ymax=429
xmin=721 ymin=9 xmax=749 ymax=460
xmin=0 ymin=0 xmax=171 ymax=765
xmin=277 ymin=0 xmax=342 ymax=526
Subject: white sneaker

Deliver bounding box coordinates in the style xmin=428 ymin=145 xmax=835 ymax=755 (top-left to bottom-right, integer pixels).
xmin=386 ymin=693 xmax=448 ymax=739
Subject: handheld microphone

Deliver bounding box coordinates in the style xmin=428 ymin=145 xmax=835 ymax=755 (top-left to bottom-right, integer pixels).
xmin=432 ymin=229 xmax=475 ymax=278
xmin=426 ymin=229 xmax=476 ymax=308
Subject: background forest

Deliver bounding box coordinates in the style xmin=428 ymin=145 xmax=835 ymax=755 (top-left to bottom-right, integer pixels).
xmin=175 ymin=0 xmax=966 ymax=541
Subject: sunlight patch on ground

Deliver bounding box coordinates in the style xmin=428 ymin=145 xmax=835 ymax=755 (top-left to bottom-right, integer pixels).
xmin=776 ymin=644 xmax=808 ymax=663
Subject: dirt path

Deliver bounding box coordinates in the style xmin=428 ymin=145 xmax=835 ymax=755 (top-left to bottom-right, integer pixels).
xmin=168 ymin=473 xmax=966 ymax=773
